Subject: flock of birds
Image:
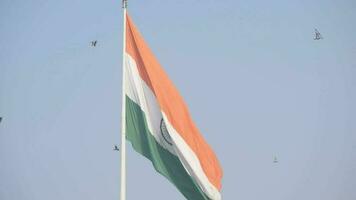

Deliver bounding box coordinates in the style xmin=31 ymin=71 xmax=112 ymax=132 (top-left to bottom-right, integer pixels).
xmin=90 ymin=29 xmax=323 ymax=50
xmin=0 ymin=29 xmax=324 ymax=162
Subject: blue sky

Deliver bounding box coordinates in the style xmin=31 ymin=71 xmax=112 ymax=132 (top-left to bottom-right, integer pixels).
xmin=1 ymin=0 xmax=355 ymax=199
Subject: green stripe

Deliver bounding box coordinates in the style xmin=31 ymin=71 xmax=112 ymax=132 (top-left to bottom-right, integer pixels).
xmin=125 ymin=96 xmax=211 ymax=200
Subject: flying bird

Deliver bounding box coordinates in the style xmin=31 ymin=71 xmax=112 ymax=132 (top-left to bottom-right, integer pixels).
xmin=0 ymin=117 xmax=2 ymax=123
xmin=91 ymin=40 xmax=98 ymax=47
xmin=314 ymin=29 xmax=323 ymax=40
xmin=113 ymin=145 xmax=120 ymax=151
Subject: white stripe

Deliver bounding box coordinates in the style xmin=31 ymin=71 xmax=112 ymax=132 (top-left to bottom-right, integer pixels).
xmin=125 ymin=53 xmax=176 ymax=155
xmin=162 ymin=113 xmax=221 ymax=200
xmin=124 ymin=53 xmax=221 ymax=200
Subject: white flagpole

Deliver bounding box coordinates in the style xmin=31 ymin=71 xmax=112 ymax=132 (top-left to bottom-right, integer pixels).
xmin=120 ymin=0 xmax=127 ymax=200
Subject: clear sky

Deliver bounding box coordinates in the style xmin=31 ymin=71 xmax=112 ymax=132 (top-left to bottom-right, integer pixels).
xmin=1 ymin=0 xmax=356 ymax=199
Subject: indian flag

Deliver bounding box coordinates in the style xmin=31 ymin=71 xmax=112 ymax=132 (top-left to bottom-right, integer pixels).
xmin=123 ymin=13 xmax=223 ymax=200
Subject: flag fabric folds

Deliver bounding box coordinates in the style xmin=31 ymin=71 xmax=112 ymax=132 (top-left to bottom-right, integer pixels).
xmin=124 ymin=13 xmax=223 ymax=200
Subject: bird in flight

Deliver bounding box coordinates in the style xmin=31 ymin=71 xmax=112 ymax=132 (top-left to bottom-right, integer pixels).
xmin=314 ymin=29 xmax=323 ymax=40
xmin=113 ymin=145 xmax=120 ymax=151
xmin=91 ymin=40 xmax=98 ymax=47
xmin=0 ymin=117 xmax=2 ymax=123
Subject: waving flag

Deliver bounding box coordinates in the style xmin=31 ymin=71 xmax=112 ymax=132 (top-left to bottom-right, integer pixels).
xmin=124 ymin=13 xmax=223 ymax=200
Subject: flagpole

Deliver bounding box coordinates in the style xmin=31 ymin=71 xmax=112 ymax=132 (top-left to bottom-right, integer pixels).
xmin=120 ymin=0 xmax=127 ymax=200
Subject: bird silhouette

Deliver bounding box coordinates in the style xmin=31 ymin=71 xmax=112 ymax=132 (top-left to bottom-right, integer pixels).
xmin=91 ymin=40 xmax=97 ymax=47
xmin=314 ymin=29 xmax=323 ymax=40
